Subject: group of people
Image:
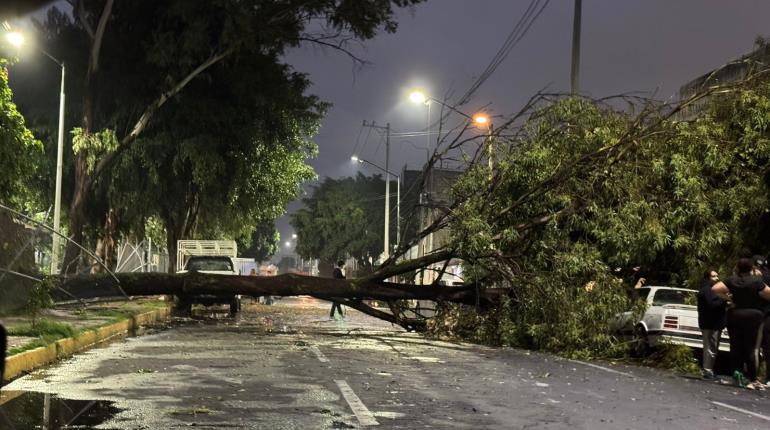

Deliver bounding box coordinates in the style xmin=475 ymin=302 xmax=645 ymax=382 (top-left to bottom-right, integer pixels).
xmin=698 ymin=256 xmax=770 ymax=389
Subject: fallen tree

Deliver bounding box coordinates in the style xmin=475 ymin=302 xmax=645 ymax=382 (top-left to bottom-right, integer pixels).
xmin=58 ymin=272 xmax=502 ymax=304
xmin=55 ymin=271 xmax=506 ymax=331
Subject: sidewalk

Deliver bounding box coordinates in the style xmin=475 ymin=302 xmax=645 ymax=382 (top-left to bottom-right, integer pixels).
xmin=2 ymin=297 xmax=172 ymax=382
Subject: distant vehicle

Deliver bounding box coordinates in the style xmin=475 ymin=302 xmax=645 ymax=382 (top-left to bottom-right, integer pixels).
xmin=175 ymin=241 xmax=241 ymax=316
xmin=613 ymin=286 xmax=729 ymax=356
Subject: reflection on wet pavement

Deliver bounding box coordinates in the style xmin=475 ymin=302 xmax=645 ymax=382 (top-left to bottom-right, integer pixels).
xmin=0 ymin=390 xmax=120 ymax=429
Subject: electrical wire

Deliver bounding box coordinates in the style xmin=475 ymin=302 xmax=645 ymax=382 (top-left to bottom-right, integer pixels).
xmin=350 ymin=124 xmax=366 ymax=157
xmin=355 ymin=123 xmax=375 ymax=158
xmin=455 ymin=0 xmax=551 ymax=107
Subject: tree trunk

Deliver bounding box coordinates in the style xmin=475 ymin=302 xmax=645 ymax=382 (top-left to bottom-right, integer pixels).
xmin=92 ymin=208 xmax=117 ymax=273
xmin=57 ymin=272 xmax=505 ymax=305
xmin=166 ymin=223 xmax=180 ymax=274
xmin=61 ymin=154 xmax=90 ymax=274
xmin=56 ymin=272 xmax=507 ymax=331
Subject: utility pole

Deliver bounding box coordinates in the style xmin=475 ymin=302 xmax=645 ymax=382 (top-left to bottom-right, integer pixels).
xmin=51 ymin=63 xmax=66 ymax=274
xmin=487 ymin=122 xmax=494 ymax=181
xmin=570 ymin=0 xmax=582 ymax=95
xmin=361 ymin=121 xmax=392 ymax=262
xmin=384 ymin=123 xmax=391 ymax=260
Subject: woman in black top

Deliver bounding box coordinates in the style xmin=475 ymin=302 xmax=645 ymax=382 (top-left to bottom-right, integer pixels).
xmin=712 ymin=258 xmax=770 ymax=388
xmin=698 ymin=269 xmax=725 ymax=379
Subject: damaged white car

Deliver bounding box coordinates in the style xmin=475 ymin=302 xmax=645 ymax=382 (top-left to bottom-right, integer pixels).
xmin=614 ymin=286 xmax=728 ymax=356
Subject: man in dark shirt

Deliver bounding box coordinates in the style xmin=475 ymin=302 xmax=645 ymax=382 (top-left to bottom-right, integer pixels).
xmin=330 ymin=260 xmax=345 ymax=319
xmin=698 ymin=269 xmax=726 ymax=380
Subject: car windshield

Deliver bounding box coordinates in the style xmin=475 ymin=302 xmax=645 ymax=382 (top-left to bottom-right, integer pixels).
xmin=652 ymin=289 xmax=696 ymax=306
xmin=186 ymin=258 xmax=233 ymax=272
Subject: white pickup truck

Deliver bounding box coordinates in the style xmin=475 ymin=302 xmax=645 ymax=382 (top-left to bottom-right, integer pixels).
xmin=615 ymin=286 xmax=729 ymax=356
xmin=175 ymin=240 xmax=241 ymax=316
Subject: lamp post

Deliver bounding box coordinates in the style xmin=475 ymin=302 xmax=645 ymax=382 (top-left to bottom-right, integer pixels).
xmin=351 ymin=155 xmax=401 ymax=259
xmin=408 ymin=89 xmax=492 ymax=174
xmin=408 ymin=90 xmax=489 ymax=124
xmin=5 ymin=31 xmax=66 ymax=274
xmin=291 ymin=233 xmax=303 ymax=271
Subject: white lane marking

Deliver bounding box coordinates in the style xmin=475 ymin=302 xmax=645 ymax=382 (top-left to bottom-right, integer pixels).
xmin=335 ymin=380 xmax=380 ymax=426
xmin=310 ymin=345 xmax=329 ymax=363
xmin=568 ymin=359 xmax=638 ymax=379
xmin=712 ymin=401 xmax=770 ymax=422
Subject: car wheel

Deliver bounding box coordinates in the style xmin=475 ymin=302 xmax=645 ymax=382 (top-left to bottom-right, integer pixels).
xmin=631 ymin=325 xmax=650 ymax=358
xmin=173 ymin=296 xmax=193 ymax=316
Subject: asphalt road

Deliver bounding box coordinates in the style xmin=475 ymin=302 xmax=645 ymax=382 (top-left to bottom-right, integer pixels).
xmin=2 ymin=297 xmax=770 ymax=429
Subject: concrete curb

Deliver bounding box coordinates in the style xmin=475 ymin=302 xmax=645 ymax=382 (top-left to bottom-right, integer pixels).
xmin=3 ymin=307 xmax=170 ymax=382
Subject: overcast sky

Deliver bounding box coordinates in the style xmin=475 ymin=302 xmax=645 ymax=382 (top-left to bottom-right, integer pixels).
xmin=274 ymin=0 xmax=770 ymax=255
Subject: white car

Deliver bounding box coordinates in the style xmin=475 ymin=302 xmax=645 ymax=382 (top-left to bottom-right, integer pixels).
xmin=176 ymin=256 xmax=241 ymax=316
xmin=615 ymin=286 xmax=728 ymax=356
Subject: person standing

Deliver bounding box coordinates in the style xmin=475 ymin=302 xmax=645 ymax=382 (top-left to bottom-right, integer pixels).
xmin=330 ymin=260 xmax=345 ymax=319
xmin=752 ymin=255 xmax=770 ymax=384
xmin=1 ymin=324 xmax=6 ymax=389
xmin=697 ymin=269 xmax=726 ymax=380
xmin=712 ymin=258 xmax=770 ymax=389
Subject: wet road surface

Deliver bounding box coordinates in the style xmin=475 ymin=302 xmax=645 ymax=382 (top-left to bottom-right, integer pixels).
xmin=2 ymin=297 xmax=770 ymax=429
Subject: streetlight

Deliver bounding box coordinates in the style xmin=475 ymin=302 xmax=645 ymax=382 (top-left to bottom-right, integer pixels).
xmin=5 ymin=31 xmax=24 ymax=47
xmin=351 ymin=155 xmax=401 ymax=259
xmin=408 ymin=90 xmax=494 ymax=177
xmin=471 ymin=113 xmax=494 ymax=179
xmin=5 ymin=29 xmax=67 ymax=274
xmin=408 ymin=89 xmax=489 ymax=126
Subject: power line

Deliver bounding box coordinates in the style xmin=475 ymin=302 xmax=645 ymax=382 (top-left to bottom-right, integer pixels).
xmin=355 ymin=122 xmax=374 ymax=158
xmin=456 ymin=0 xmax=551 ymax=107
xmin=350 ymin=124 xmax=365 ymax=157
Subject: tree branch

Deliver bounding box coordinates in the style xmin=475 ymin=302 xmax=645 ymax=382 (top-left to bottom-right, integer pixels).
xmin=92 ymin=48 xmax=234 ymax=177
xmin=297 ymin=36 xmax=368 ymax=65
xmin=89 ymin=0 xmax=114 ymax=74
xmin=74 ymin=0 xmax=95 ymax=40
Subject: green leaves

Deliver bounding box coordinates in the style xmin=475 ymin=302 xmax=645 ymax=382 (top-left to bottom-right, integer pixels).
xmin=71 ymin=128 xmax=118 ymax=174
xmin=0 ymin=63 xmax=42 ymax=207
xmin=291 ymin=174 xmax=389 ymax=270
xmin=440 ymin=84 xmax=770 ymax=356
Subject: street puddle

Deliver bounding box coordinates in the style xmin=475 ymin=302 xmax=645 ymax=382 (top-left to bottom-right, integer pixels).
xmin=0 ymin=390 xmax=121 ymax=429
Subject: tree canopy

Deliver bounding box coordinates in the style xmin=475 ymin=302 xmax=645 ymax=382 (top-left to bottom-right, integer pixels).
xmin=421 ymin=68 xmax=770 ymax=354
xmin=9 ymin=0 xmax=424 ymax=272
xmin=291 ymin=173 xmax=390 ymax=272
xmin=238 ymin=222 xmax=280 ymax=263
xmin=0 ymin=58 xmax=42 ymax=209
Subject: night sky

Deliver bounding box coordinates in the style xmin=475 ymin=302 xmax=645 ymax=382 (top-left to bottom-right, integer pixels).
xmin=275 ymin=0 xmax=770 ymax=256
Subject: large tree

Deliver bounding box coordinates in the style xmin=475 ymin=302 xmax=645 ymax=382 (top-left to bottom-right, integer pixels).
xmin=291 ymin=173 xmax=390 ymax=273
xmin=34 ymin=0 xmax=425 ymax=272
xmin=105 ymin=48 xmax=320 ymax=270
xmin=238 ymin=222 xmax=280 ymax=263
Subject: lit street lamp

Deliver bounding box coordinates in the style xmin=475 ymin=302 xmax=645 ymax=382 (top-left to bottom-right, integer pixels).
xmin=408 ymin=89 xmax=489 ymax=126
xmin=408 ymin=89 xmax=493 ymax=177
xmin=351 ymin=155 xmax=401 ymax=258
xmin=5 ymin=30 xmax=67 ymax=274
